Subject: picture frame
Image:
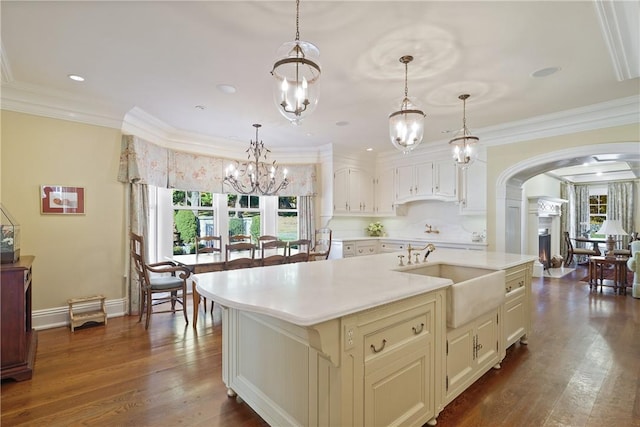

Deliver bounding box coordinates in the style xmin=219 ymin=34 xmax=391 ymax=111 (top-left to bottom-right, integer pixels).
xmin=41 ymin=185 xmax=85 ymax=215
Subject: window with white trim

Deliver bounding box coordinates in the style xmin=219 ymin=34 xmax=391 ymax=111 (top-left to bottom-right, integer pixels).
xmin=172 ymin=190 xmax=215 ymax=254
xmin=277 ymin=196 xmax=298 ymax=241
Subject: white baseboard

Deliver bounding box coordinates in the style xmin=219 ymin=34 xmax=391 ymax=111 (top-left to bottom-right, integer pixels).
xmin=33 ymin=298 xmax=128 ymax=331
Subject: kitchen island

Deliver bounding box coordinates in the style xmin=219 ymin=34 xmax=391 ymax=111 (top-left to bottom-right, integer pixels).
xmin=195 ymin=249 xmax=536 ymax=426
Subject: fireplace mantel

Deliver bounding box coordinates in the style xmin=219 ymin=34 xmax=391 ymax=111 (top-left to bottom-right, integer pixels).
xmin=528 ymin=196 xmax=568 ymax=217
xmin=527 ymin=197 xmax=568 ymax=276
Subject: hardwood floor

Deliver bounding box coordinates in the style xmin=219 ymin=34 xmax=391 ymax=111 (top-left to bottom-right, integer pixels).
xmin=2 ymin=266 xmax=639 ymax=426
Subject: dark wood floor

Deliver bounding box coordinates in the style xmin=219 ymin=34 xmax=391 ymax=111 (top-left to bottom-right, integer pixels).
xmin=2 ymin=265 xmax=639 ymax=426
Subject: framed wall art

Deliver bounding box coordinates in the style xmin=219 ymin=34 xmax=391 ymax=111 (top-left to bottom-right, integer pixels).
xmin=41 ymin=185 xmax=85 ymax=214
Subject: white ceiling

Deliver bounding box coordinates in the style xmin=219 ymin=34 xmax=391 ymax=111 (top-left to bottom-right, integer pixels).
xmin=1 ymin=1 xmax=639 ymax=181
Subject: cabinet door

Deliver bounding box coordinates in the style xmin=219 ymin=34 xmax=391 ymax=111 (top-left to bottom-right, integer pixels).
xmin=333 ymin=168 xmax=350 ymax=213
xmin=460 ymin=160 xmax=486 ymax=214
xmin=375 ymin=168 xmax=395 ymax=215
xmin=352 ymin=168 xmax=374 ymax=213
xmin=475 ymin=311 xmax=499 ymax=369
xmin=434 ymin=160 xmax=457 ymax=198
xmin=504 ymin=286 xmax=526 ymax=348
xmin=364 ymin=345 xmax=432 ymax=427
xmin=395 ymin=165 xmax=415 ymax=200
xmin=414 ymin=162 xmax=434 ymax=197
xmin=446 ymin=325 xmax=474 ymax=398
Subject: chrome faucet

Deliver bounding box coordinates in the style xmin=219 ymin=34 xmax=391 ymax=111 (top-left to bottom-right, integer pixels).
xmin=423 ymin=243 xmax=436 ymax=262
xmin=425 ymin=224 xmax=440 ymax=234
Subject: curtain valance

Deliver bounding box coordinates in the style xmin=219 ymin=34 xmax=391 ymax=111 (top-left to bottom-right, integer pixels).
xmin=118 ymin=135 xmax=317 ymax=196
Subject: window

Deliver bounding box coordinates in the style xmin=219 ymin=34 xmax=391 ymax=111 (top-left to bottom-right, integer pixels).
xmin=277 ymin=196 xmax=298 ymax=241
xmin=588 ymin=188 xmax=607 ymax=236
xmin=172 ymin=190 xmax=215 ymax=254
xmin=227 ymin=194 xmax=261 ymax=243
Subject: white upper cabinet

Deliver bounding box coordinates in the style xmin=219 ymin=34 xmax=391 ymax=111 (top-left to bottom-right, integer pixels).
xmin=333 ymin=167 xmax=375 ymax=215
xmin=459 ymin=159 xmax=487 ymax=215
xmin=395 ymin=159 xmax=458 ymax=203
xmin=374 ymin=167 xmax=396 ymax=215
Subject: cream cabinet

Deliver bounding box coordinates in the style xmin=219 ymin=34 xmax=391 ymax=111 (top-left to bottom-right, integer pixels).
xmin=348 ymin=290 xmax=443 ymax=427
xmin=395 ymin=160 xmax=457 ymax=203
xmin=334 ymin=167 xmax=375 ymax=215
xmin=332 ymin=240 xmax=378 ymax=258
xmin=459 ymin=159 xmax=487 ymax=215
xmin=503 ymin=263 xmax=531 ymax=347
xmin=445 ymin=308 xmax=501 ymax=405
xmin=374 ymin=167 xmax=395 ymax=215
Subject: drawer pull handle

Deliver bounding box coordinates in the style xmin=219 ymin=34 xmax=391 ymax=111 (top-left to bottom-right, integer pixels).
xmin=370 ymin=339 xmax=387 ymax=353
xmin=412 ymin=323 xmax=424 ymax=335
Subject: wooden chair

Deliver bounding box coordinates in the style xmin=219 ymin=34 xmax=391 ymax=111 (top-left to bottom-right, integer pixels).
xmin=229 ymin=234 xmax=252 ymax=244
xmin=195 ymin=235 xmax=222 ymax=255
xmin=130 ymin=232 xmax=191 ymax=329
xmin=563 ymin=231 xmax=596 ymax=266
xmin=261 ymin=240 xmax=287 ymax=266
xmin=287 ymin=239 xmax=311 ymax=263
xmin=310 ymin=228 xmax=332 ymax=261
xmin=258 ymin=235 xmax=278 ymax=249
xmin=195 ymin=235 xmax=222 ymax=313
xmin=613 ymin=231 xmax=637 ymax=257
xmin=224 ymin=242 xmax=256 ymax=270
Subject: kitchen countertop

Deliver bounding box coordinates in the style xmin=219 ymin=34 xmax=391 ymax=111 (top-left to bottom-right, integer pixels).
xmin=195 ymin=249 xmax=536 ymax=327
xmin=333 ymin=235 xmax=488 ymax=247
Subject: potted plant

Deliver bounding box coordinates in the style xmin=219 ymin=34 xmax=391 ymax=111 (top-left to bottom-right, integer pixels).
xmin=366 ymin=221 xmax=384 ymax=237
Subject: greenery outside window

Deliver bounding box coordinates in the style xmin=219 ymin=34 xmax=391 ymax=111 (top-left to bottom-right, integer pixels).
xmin=277 ymin=196 xmax=298 ymax=241
xmin=588 ymin=191 xmax=607 ymax=237
xmin=172 ymin=190 xmax=214 ymax=254
xmin=228 ymin=194 xmax=261 ymax=244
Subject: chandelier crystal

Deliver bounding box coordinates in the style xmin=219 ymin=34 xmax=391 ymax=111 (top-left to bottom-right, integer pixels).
xmin=389 ymin=55 xmax=426 ymax=154
xmin=271 ymin=0 xmax=321 ymax=125
xmin=449 ymin=94 xmax=479 ymax=169
xmin=224 ymin=124 xmax=289 ymax=196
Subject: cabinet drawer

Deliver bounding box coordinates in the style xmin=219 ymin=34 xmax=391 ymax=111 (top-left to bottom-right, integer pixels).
xmin=356 ymin=242 xmax=377 ymax=256
xmin=364 ymin=311 xmax=431 ymax=365
xmin=379 ymin=242 xmax=406 ymax=253
xmin=342 ymin=242 xmax=355 ymax=257
xmin=505 ymin=269 xmax=526 ymax=293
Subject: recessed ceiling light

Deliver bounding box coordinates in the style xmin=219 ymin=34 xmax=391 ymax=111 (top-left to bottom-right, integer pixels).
xmin=216 ymin=84 xmax=237 ymax=94
xmin=68 ymin=74 xmax=85 ymax=82
xmin=530 ymin=67 xmax=560 ymax=78
xmin=366 ymin=148 xmax=373 ymax=152
xmin=335 ymin=121 xmax=349 ymax=127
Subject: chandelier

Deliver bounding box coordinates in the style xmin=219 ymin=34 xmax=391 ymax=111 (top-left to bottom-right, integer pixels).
xmin=449 ymin=94 xmax=479 ymax=168
xmin=224 ymin=124 xmax=289 ymax=196
xmin=389 ymin=55 xmax=426 ymax=154
xmin=271 ymin=0 xmax=321 ymax=125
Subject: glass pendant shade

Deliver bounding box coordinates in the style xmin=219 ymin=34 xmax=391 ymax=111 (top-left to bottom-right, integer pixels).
xmin=389 ymin=97 xmax=426 ymax=154
xmin=389 ymin=55 xmax=426 ymax=154
xmin=449 ymin=94 xmax=479 ymax=169
xmin=271 ymin=40 xmax=321 ymax=125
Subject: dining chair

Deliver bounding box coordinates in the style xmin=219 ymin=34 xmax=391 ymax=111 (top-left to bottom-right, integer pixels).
xmin=195 ymin=235 xmax=222 ymax=255
xmin=229 ymin=234 xmax=252 ymax=244
xmin=130 ymin=232 xmax=191 ymax=329
xmin=287 ymin=239 xmax=311 ymax=263
xmin=563 ymin=231 xmax=596 ymax=266
xmin=310 ymin=228 xmax=332 ymax=261
xmin=224 ymin=242 xmax=256 ymax=270
xmin=261 ymin=240 xmax=288 ymax=266
xmin=194 ymin=235 xmax=223 ymax=312
xmin=258 ymin=235 xmax=279 ymax=249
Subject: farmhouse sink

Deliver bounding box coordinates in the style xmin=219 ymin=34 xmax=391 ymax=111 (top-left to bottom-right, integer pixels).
xmin=398 ymin=263 xmax=506 ymax=329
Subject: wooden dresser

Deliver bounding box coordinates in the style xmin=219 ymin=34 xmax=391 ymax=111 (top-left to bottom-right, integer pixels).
xmin=1 ymin=256 xmax=37 ymax=381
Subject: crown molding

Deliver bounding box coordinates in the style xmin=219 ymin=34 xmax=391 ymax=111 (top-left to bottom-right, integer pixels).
xmin=594 ymin=0 xmax=640 ymax=81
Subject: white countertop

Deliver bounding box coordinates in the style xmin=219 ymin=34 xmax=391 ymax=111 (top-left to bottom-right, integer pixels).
xmin=333 ymin=236 xmax=488 ymax=246
xmin=194 ymin=249 xmax=536 ymax=327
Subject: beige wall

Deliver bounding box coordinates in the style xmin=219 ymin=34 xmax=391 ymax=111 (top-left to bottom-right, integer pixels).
xmin=486 ymin=123 xmax=640 ymax=250
xmin=1 ymin=110 xmax=126 ymax=310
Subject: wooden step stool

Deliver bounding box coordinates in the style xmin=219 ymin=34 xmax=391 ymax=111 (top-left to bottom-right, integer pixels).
xmin=67 ymin=295 xmax=107 ymax=332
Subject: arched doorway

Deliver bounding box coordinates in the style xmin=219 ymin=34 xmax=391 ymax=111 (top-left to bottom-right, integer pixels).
xmin=494 ymin=142 xmax=639 ymax=253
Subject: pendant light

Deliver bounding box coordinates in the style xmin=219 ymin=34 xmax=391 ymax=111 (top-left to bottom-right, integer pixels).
xmin=271 ymin=0 xmax=321 ymax=125
xmin=389 ymin=55 xmax=426 ymax=154
xmin=449 ymin=94 xmax=479 ymax=168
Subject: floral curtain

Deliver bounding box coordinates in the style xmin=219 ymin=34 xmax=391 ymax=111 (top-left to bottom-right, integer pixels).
xmin=574 ymin=184 xmax=590 ymax=249
xmin=298 ymin=196 xmax=315 ymax=242
xmin=128 ymin=183 xmax=150 ymax=315
xmin=607 ymin=181 xmax=636 ymax=248
xmin=560 ymin=182 xmax=572 ymax=257
xmin=119 ymin=134 xmax=317 ymax=196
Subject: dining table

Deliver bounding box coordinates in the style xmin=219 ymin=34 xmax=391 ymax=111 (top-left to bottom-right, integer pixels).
xmin=172 ymin=247 xmax=299 ymax=326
